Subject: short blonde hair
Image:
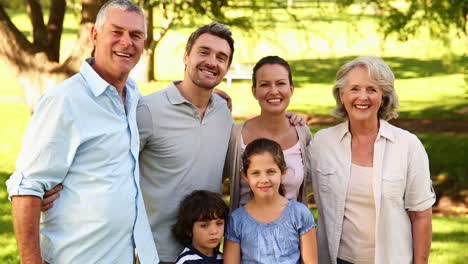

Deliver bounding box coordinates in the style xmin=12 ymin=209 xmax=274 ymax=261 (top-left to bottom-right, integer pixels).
xmin=332 ymin=56 xmax=399 ymax=121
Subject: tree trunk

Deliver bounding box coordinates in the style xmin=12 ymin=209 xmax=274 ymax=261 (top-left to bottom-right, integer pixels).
xmin=141 ymin=6 xmax=155 ymax=82
xmin=138 ymin=4 xmax=177 ymax=83
xmin=47 ymin=0 xmax=66 ymax=62
xmin=0 ymin=0 xmax=106 ymax=111
xmin=145 ymin=48 xmax=155 ymax=81
xmin=130 ymin=48 xmax=152 ymax=82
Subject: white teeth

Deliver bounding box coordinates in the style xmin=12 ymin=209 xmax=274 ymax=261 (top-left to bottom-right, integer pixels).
xmin=267 ymin=99 xmax=281 ymax=103
xmin=115 ymin=52 xmax=131 ymax=57
xmin=201 ymin=69 xmax=215 ymax=76
xmin=355 ymin=105 xmax=369 ymax=109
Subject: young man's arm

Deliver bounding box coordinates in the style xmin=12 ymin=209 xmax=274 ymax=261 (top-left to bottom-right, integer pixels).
xmin=12 ymin=195 xmax=43 ymax=264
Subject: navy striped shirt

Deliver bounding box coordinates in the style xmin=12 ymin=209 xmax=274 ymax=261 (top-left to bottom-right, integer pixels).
xmin=175 ymin=246 xmax=223 ymax=264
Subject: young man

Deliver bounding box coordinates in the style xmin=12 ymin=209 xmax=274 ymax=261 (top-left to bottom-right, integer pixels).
xmin=137 ymin=22 xmax=235 ymax=263
xmin=6 ymin=1 xmax=158 ymax=263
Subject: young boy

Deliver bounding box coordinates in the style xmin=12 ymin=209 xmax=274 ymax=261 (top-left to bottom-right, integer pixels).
xmin=172 ymin=190 xmax=229 ymax=264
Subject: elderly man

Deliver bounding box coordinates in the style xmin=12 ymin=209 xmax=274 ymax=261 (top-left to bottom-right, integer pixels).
xmin=6 ymin=0 xmax=158 ymax=263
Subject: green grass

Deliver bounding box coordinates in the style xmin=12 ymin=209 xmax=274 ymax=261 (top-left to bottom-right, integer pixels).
xmin=0 ymin=103 xmax=29 ymax=264
xmin=416 ymin=133 xmax=468 ymax=198
xmin=431 ymin=216 xmax=468 ymax=264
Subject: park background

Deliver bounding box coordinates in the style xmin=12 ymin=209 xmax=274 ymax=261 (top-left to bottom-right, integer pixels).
xmin=0 ymin=0 xmax=466 ymax=263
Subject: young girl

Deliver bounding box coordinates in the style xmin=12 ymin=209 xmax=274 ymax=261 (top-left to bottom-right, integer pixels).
xmin=172 ymin=190 xmax=229 ymax=264
xmin=224 ymin=138 xmax=318 ymax=264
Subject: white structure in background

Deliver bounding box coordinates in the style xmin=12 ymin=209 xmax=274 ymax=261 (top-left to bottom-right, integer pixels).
xmin=225 ymin=63 xmax=254 ymax=88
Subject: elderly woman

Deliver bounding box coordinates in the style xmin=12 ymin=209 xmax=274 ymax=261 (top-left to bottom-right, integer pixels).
xmin=224 ymin=55 xmax=313 ymax=211
xmin=311 ymin=56 xmax=435 ymax=264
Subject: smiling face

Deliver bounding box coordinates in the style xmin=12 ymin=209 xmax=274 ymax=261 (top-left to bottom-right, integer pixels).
xmin=92 ymin=8 xmax=146 ymax=83
xmin=191 ymin=218 xmax=225 ymax=257
xmin=253 ymin=64 xmax=294 ymax=115
xmin=183 ymin=33 xmax=231 ymax=90
xmin=340 ymin=66 xmax=383 ymax=123
xmin=243 ymin=152 xmax=285 ymax=200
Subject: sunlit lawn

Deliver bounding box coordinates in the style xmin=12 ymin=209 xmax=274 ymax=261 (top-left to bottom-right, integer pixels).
xmin=0 ymin=103 xmax=29 ymax=264
xmin=431 ymin=216 xmax=468 ymax=264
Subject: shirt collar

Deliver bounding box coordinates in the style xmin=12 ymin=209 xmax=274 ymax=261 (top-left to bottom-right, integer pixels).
xmin=377 ymin=119 xmax=395 ymax=142
xmin=80 ymin=58 xmax=138 ymax=97
xmin=337 ymin=121 xmax=350 ymax=142
xmin=166 ymin=81 xmax=216 ymax=108
xmin=337 ymin=119 xmax=395 ymax=142
xmin=166 ymin=81 xmax=188 ymax=105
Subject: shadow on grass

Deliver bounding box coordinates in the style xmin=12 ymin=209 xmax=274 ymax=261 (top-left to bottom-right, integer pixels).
xmin=433 ymin=231 xmax=467 ymax=243
xmin=413 ymin=133 xmax=467 ymax=202
xmin=0 ymin=172 xmax=14 ymax=236
xmin=0 ymin=171 xmax=17 ymax=264
xmin=287 ymin=56 xmax=467 ymax=87
xmin=0 ymin=218 xmax=13 ymax=237
xmin=399 ymin=101 xmax=468 ymax=121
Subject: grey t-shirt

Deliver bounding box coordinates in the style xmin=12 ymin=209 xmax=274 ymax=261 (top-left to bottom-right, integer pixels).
xmin=137 ymin=81 xmax=233 ymax=262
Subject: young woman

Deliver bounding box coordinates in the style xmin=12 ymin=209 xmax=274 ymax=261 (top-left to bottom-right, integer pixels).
xmin=224 ymin=56 xmax=313 ymax=211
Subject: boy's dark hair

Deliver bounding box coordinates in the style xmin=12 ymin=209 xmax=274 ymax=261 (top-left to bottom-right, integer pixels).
xmin=172 ymin=190 xmax=229 ymax=246
xmin=252 ymin=55 xmax=293 ymax=87
xmin=184 ymin=21 xmax=235 ymax=67
xmin=242 ymin=138 xmax=287 ymax=196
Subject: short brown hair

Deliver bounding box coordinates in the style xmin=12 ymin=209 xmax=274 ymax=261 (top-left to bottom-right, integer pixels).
xmin=184 ymin=22 xmax=234 ymax=66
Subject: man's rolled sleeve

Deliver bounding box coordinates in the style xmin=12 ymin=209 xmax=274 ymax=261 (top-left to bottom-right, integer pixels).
xmin=404 ymin=134 xmax=436 ymax=212
xmin=6 ymin=93 xmax=79 ymax=201
xmin=6 ymin=171 xmax=46 ymax=199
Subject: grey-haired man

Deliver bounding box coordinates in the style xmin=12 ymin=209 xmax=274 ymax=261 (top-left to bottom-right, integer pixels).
xmin=7 ymin=1 xmax=158 ymax=263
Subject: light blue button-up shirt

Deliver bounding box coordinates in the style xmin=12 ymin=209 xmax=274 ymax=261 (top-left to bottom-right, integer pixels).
xmin=6 ymin=59 xmax=159 ymax=264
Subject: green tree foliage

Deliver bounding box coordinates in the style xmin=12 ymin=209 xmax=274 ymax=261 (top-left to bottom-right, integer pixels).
xmin=133 ymin=0 xmax=254 ymax=81
xmin=1 ymin=0 xmax=466 ymax=110
xmin=337 ymin=0 xmax=467 ymax=41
